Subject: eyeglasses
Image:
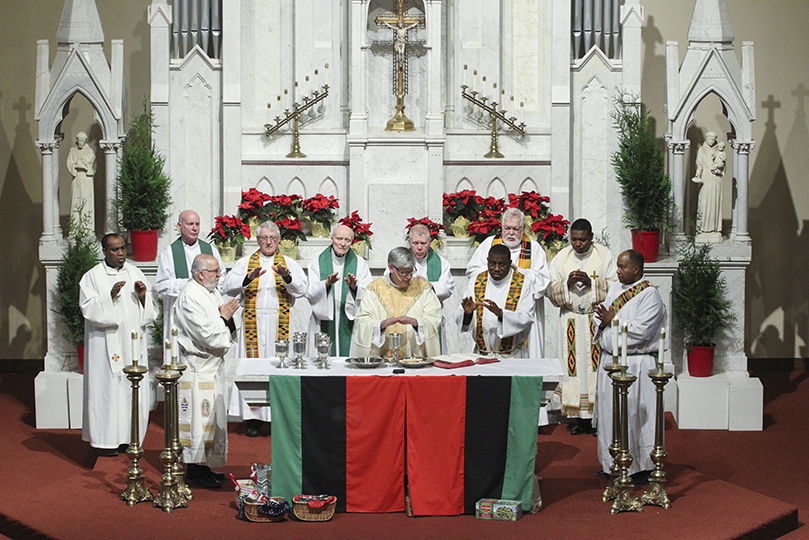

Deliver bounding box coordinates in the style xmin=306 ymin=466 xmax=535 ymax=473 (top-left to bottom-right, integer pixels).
xmin=393 ymin=266 xmax=415 ymax=277
xmin=201 ymin=268 xmax=222 ymax=275
xmin=257 ymin=235 xmax=280 ymax=243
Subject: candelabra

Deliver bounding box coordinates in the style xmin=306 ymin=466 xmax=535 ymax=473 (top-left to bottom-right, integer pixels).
xmin=460 ymin=68 xmax=525 ymax=158
xmin=641 ymin=366 xmax=673 ymax=509
xmin=153 ymin=339 xmax=188 ymax=512
xmin=264 ymin=67 xmax=330 ymax=158
xmin=169 ymin=330 xmax=192 ymax=502
xmin=601 ymin=353 xmax=624 ymax=503
xmin=609 ymin=368 xmax=643 ymax=514
xmin=120 ymin=331 xmax=153 ymax=506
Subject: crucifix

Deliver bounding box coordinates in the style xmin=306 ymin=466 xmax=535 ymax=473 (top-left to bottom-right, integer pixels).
xmin=375 ymin=0 xmax=425 ymax=131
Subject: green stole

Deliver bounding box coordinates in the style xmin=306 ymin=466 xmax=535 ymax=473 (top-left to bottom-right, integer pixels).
xmin=318 ymin=247 xmax=358 ymax=356
xmin=171 ymin=238 xmax=213 ymax=278
xmin=425 ymin=247 xmax=442 ymax=349
xmin=590 ymin=280 xmax=653 ymax=364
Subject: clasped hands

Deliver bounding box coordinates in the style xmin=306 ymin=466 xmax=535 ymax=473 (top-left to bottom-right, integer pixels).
xmin=461 ymin=296 xmax=503 ymax=319
xmin=380 ymin=315 xmax=418 ymax=330
xmin=566 ymin=269 xmax=591 ymax=288
xmin=218 ymin=298 xmax=240 ymax=320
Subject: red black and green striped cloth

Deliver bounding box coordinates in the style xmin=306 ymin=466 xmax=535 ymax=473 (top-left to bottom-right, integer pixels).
xmin=270 ymin=374 xmax=542 ymax=515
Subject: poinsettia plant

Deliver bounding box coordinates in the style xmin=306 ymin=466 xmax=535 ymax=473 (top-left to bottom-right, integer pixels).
xmin=507 ymin=191 xmax=550 ymax=220
xmin=443 ymin=190 xmax=480 ymax=222
xmin=266 ymin=194 xmax=303 ymax=219
xmin=532 ymin=213 xmax=570 ymax=249
xmin=273 ymin=216 xmax=307 ymax=243
xmin=405 ymin=217 xmax=445 ymax=241
xmin=301 ymin=193 xmax=340 ymax=228
xmin=338 ymin=211 xmax=373 ymax=249
xmin=466 ymin=196 xmax=505 ymax=245
xmin=208 ymin=215 xmax=251 ymax=244
xmin=238 ymin=188 xmax=273 ymax=220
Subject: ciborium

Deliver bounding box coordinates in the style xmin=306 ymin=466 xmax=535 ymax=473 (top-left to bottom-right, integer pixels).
xmin=292 ymin=332 xmax=307 ymax=369
xmin=275 ymin=340 xmax=289 ymax=369
xmin=388 ymin=332 xmax=403 ymax=365
xmin=315 ymin=332 xmax=331 ymax=369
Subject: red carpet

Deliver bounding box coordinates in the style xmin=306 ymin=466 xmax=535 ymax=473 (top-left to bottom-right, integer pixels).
xmin=0 ymin=371 xmax=805 ymax=540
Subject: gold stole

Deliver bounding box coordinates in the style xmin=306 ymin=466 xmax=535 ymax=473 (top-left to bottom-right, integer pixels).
xmin=243 ymin=251 xmax=290 ymax=356
xmin=493 ymin=234 xmax=532 ymax=269
xmin=366 ymin=277 xmax=433 ymax=357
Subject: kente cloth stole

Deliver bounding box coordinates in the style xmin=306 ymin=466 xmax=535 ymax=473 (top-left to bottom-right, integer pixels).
xmin=171 ymin=238 xmax=212 ymax=279
xmin=473 ymin=270 xmax=525 ymax=354
xmin=590 ymin=280 xmax=652 ymax=364
xmin=318 ymin=247 xmax=357 ymax=356
xmin=567 ymin=314 xmax=599 ymax=374
xmin=244 ymin=251 xmax=290 ymax=356
xmin=493 ymin=235 xmax=532 ymax=269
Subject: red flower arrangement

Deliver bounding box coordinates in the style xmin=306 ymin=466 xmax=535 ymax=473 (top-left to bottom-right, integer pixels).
xmin=531 ymin=213 xmax=570 ymax=248
xmin=238 ymin=188 xmax=272 ymax=220
xmin=338 ymin=211 xmax=373 ymax=248
xmin=443 ymin=190 xmax=480 ymax=222
xmin=208 ymin=215 xmax=251 ymax=245
xmin=507 ymin=191 xmax=550 ymax=219
xmin=466 ymin=196 xmax=505 ymax=245
xmin=301 ymin=194 xmax=340 ymax=228
xmin=405 ymin=217 xmax=445 ymax=240
xmin=266 ymin=194 xmax=303 ymax=219
xmin=273 ymin=216 xmax=307 ymax=243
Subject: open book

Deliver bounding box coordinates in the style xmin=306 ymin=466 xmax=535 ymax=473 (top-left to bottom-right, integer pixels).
xmin=432 ymin=353 xmax=500 ymax=369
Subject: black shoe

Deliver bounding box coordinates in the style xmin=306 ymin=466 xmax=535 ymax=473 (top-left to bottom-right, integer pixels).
xmin=198 ymin=465 xmax=225 ymax=481
xmin=570 ymin=419 xmax=592 ymax=435
xmin=596 ymin=470 xmax=610 ymax=478
xmin=98 ymin=447 xmax=118 ymax=457
xmin=630 ymin=470 xmax=651 ymax=486
xmin=117 ymin=443 xmax=130 ymax=453
xmin=245 ymin=419 xmax=264 ymax=438
xmin=186 ymin=463 xmax=202 ymax=480
xmin=192 ymin=473 xmax=222 ymax=490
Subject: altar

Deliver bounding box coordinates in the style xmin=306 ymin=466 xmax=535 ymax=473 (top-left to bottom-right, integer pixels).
xmin=235 ymin=356 xmax=563 ymax=515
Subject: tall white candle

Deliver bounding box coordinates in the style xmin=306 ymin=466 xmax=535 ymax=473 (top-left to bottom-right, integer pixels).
xmin=463 ymin=64 xmax=468 ymax=87
xmin=621 ymin=323 xmax=628 ymax=366
xmin=314 ymin=69 xmax=318 ymax=90
xmin=473 ymin=70 xmax=478 ymax=93
xmin=131 ymin=331 xmax=139 ymax=367
xmin=171 ymin=327 xmax=178 ymax=359
xmin=658 ymin=328 xmax=666 ymax=371
xmin=612 ymin=318 xmax=619 ymax=359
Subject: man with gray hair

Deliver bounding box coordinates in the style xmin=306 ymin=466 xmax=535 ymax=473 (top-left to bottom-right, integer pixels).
xmin=352 ymin=247 xmax=442 ymax=359
xmin=173 ymin=254 xmax=239 ymax=489
xmin=222 ymin=221 xmax=307 ymax=436
xmin=466 ymin=207 xmax=550 ymax=357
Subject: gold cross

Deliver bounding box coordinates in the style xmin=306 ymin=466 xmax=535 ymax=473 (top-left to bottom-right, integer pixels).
xmin=590 ymin=271 xmax=599 ymax=280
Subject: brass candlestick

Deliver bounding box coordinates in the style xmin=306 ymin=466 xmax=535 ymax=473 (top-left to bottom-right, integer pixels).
xmin=169 ymin=330 xmax=192 ymax=501
xmin=602 ymin=355 xmax=624 ymax=502
xmin=609 ymin=369 xmax=643 ymax=514
xmin=264 ymin=80 xmax=330 ymax=158
xmin=153 ymin=340 xmax=187 ymax=512
xmin=460 ymin=85 xmax=526 ymax=158
xmin=120 ymin=332 xmax=153 ymax=506
xmin=641 ymin=368 xmax=673 ymax=510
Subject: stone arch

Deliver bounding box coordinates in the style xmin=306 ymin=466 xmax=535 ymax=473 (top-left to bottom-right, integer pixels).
xmin=486 ymin=177 xmax=507 ymax=200
xmin=453 ymin=177 xmax=474 ymax=192
xmin=287 ymin=176 xmax=306 ymax=197
xmin=318 ymin=176 xmax=339 ymax=199
xmin=519 ymin=177 xmax=539 ymax=193
xmin=255 ymin=176 xmax=273 ymax=195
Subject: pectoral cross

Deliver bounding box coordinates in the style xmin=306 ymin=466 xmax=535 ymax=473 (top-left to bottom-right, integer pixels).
xmin=374 ymin=0 xmax=425 ymax=131
xmin=590 ymin=271 xmax=599 ymax=280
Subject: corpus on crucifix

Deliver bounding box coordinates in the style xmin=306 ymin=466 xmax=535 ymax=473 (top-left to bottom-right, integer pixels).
xmin=374 ymin=0 xmax=425 ymax=131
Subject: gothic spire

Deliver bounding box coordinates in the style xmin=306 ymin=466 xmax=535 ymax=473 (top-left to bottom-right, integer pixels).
xmin=56 ymin=0 xmax=104 ymax=45
xmin=687 ymin=0 xmax=735 ymax=44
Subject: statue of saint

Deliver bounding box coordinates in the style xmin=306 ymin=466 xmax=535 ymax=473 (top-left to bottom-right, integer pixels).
xmin=66 ymin=132 xmax=96 ymax=230
xmin=691 ymin=131 xmax=723 ymax=238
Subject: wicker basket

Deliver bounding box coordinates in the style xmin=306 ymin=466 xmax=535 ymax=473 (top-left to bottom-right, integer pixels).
xmin=243 ymin=497 xmax=288 ymax=523
xmin=292 ymin=495 xmax=337 ymax=521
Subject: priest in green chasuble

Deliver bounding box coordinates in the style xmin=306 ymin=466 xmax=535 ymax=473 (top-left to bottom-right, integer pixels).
xmin=352 ymin=247 xmax=442 ymax=358
xmin=306 ymin=224 xmax=372 ymax=356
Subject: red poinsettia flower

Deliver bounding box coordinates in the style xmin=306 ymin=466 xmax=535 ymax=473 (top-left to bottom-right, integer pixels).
xmin=531 ymin=213 xmax=570 ymax=247
xmin=238 ymin=189 xmax=273 ymax=219
xmin=338 ymin=211 xmax=373 ymax=248
xmin=405 ymin=217 xmax=445 ymax=240
xmin=443 ymin=190 xmax=481 ymax=221
xmin=209 ymin=215 xmax=250 ymax=244
xmin=507 ymin=191 xmax=551 ymax=219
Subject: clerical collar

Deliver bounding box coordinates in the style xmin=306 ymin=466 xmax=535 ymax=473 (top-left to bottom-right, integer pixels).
xmin=384 ymin=273 xmax=408 ymax=290
xmin=331 ymin=247 xmax=346 ymax=259
xmin=182 ymin=238 xmax=198 ymax=248
xmin=104 ymin=260 xmax=124 ymax=270
xmin=574 ymin=244 xmax=594 ymax=259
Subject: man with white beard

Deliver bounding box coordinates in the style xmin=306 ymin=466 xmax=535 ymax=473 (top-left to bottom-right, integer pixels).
xmin=173 ymin=254 xmax=239 ymax=489
xmin=466 ymin=208 xmax=550 ymax=357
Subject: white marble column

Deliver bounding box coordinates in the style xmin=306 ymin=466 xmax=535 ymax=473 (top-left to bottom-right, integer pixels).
xmin=732 ymin=140 xmax=754 ymax=243
xmin=620 ymin=0 xmax=643 ymax=95
xmin=37 ymin=141 xmax=59 ymax=245
xmin=424 ymin=0 xmax=444 ymax=136
xmin=349 ymin=0 xmax=368 ymax=136
xmin=667 ymin=138 xmax=689 ymax=237
xmin=52 ymin=137 xmax=62 ymax=238
xmin=222 ymin=0 xmax=242 ymax=213
xmin=99 ymin=141 xmax=122 ymax=233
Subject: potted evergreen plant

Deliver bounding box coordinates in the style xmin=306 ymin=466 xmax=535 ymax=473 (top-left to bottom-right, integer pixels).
xmin=114 ymin=101 xmax=173 ymax=261
xmin=55 ymin=206 xmax=99 ymax=373
xmin=611 ymin=92 xmax=674 ymax=262
xmin=673 ymin=235 xmax=736 ymax=376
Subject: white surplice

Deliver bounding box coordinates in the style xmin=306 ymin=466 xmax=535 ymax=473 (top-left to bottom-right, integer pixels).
xmin=79 ymin=261 xmax=156 ymax=449
xmin=456 ymin=269 xmax=536 ymax=358
xmin=173 ymin=279 xmax=235 ymax=467
xmin=594 ymin=278 xmax=666 ymax=475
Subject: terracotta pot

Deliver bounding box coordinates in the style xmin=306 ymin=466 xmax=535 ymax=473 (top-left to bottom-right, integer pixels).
xmin=77 ymin=344 xmax=85 ymax=374
xmin=631 ymin=229 xmax=660 ymax=263
xmin=130 ymin=229 xmax=159 ymax=261
xmin=687 ymin=345 xmax=715 ymax=377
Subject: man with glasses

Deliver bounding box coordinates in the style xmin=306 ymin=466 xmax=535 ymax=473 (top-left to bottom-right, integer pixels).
xmin=466 ymin=208 xmax=550 ymax=357
xmin=222 ymin=221 xmax=307 ymax=436
xmin=352 ymin=246 xmax=442 ymax=359
xmin=305 ymin=224 xmax=372 ymax=356
xmin=173 ymin=254 xmax=239 ymax=488
xmin=457 ymin=243 xmax=536 ymax=358
xmin=156 ymin=209 xmax=228 ymax=343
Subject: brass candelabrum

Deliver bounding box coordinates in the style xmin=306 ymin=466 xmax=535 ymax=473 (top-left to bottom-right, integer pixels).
xmin=153 ymin=336 xmax=189 ymax=512
xmin=641 ymin=367 xmax=673 ymax=509
xmin=460 ymin=84 xmax=526 ymax=158
xmin=264 ymin=81 xmax=330 ymax=158
xmin=609 ymin=367 xmax=644 ymax=514
xmin=602 ymin=355 xmax=624 ymax=503
xmin=120 ymin=331 xmax=153 ymax=506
